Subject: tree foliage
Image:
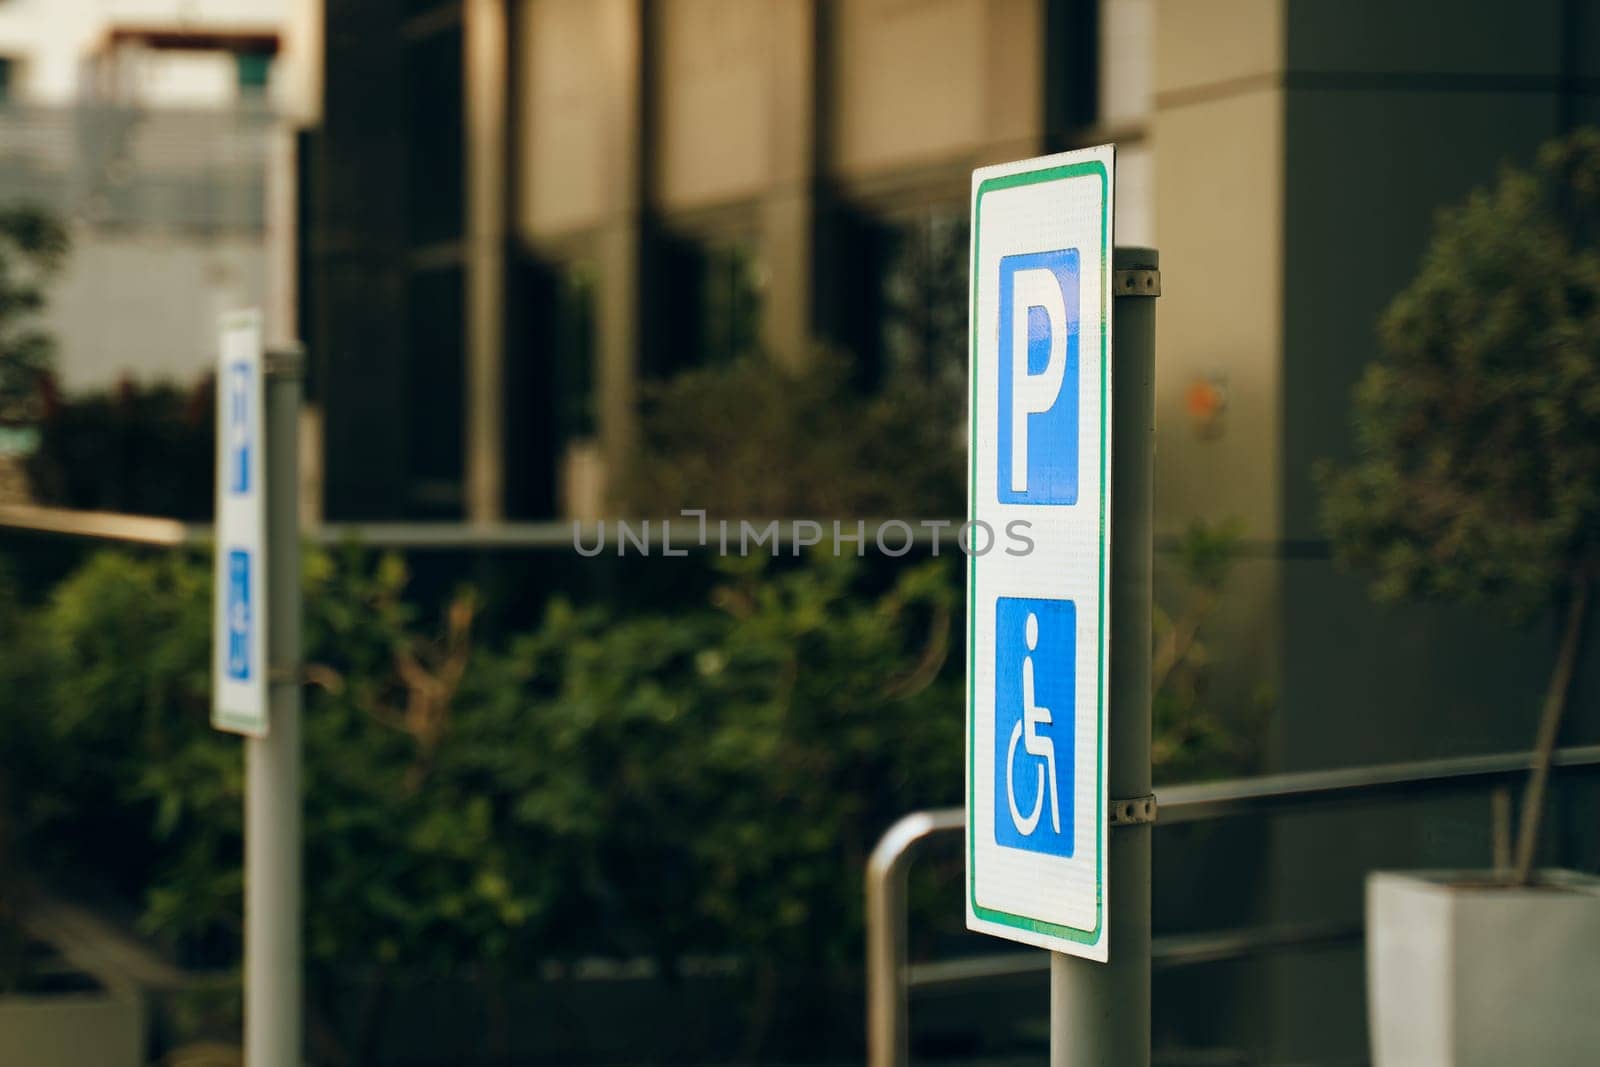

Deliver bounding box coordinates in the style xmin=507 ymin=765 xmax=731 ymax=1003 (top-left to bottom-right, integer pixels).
xmin=1320 ymin=130 xmax=1600 ymax=614
xmin=620 ymin=354 xmax=964 ymax=517
xmin=0 ymin=205 xmax=69 ymax=424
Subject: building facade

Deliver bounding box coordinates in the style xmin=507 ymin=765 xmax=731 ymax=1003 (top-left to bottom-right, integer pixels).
xmin=309 ymin=0 xmax=1151 ymax=520
xmin=0 ymin=0 xmax=300 ymax=391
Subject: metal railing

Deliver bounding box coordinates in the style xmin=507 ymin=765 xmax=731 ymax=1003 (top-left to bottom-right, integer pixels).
xmin=865 ymin=743 xmax=1600 ymax=1067
xmin=0 ymin=503 xmax=972 ymax=552
xmin=1 ymin=503 xmax=1295 ymax=556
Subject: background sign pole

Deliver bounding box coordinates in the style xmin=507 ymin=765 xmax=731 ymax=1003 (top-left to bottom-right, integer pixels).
xmin=1051 ymin=247 xmax=1157 ymax=1066
xmin=247 ymin=345 xmax=305 ymax=1067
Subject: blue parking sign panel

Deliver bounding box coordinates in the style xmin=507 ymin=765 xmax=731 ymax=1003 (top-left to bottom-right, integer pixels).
xmin=213 ymin=310 xmax=268 ymax=736
xmin=967 ymin=145 xmax=1112 ymax=962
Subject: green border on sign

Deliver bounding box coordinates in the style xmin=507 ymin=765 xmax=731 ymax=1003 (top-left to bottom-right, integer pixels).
xmin=968 ymin=159 xmax=1109 ymax=945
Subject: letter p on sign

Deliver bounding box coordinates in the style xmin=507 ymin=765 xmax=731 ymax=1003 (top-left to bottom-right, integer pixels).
xmin=997 ymin=249 xmax=1080 ymax=505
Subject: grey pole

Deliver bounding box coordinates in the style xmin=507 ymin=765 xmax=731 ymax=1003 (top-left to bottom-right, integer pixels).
xmin=1051 ymin=247 xmax=1157 ymax=1067
xmin=248 ymin=345 xmax=304 ymax=1067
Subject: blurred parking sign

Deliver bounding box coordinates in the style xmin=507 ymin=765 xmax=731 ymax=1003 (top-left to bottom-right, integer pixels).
xmin=967 ymin=146 xmax=1113 ymax=962
xmin=213 ymin=310 xmax=268 ymax=736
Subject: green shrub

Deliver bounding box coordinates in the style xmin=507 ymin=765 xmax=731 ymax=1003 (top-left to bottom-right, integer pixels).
xmin=484 ymin=553 xmax=961 ymax=970
xmin=8 ymin=547 xmax=960 ymax=1041
xmin=27 ymin=379 xmax=216 ymax=518
xmin=6 ymin=526 xmax=1253 ymax=1054
xmin=620 ymin=354 xmax=964 ymax=517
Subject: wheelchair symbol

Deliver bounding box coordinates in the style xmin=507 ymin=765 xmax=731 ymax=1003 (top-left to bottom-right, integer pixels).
xmin=993 ymin=596 xmax=1074 ymax=856
xmin=226 ymin=549 xmax=251 ymax=681
xmin=1006 ymin=612 xmax=1061 ymax=836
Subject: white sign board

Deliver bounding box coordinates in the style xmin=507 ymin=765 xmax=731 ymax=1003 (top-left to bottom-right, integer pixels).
xmin=966 ymin=146 xmax=1113 ymax=961
xmin=213 ymin=310 xmax=269 ymax=737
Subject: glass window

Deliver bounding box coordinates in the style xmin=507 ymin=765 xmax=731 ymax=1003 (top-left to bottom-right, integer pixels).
xmin=645 ymin=231 xmax=765 ymax=377
xmin=404 ymin=266 xmax=465 ymax=518
xmin=550 ymin=264 xmax=597 ymax=443
xmin=814 ymin=201 xmax=967 ymax=392
xmin=504 ymin=255 xmax=597 ymax=519
xmin=699 ymin=240 xmax=764 ymax=368
xmin=404 ymin=26 xmax=464 ymax=247
xmin=877 ymin=207 xmax=970 ymax=391
xmin=235 ymin=52 xmax=271 ymax=96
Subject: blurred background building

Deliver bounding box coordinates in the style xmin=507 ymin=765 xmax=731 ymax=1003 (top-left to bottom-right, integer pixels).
xmin=4 ymin=2 xmax=1600 ymax=1062
xmin=301 ymin=3 xmax=1600 ymax=1059
xmin=0 ymin=0 xmax=291 ymax=389
xmin=307 ymin=0 xmax=1153 ymax=523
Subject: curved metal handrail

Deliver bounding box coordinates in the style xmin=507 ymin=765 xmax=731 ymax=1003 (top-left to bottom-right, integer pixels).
xmin=865 ymin=743 xmax=1600 ymax=1067
xmin=866 ymin=808 xmax=965 ymax=1067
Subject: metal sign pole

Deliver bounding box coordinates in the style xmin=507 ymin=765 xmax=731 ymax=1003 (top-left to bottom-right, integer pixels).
xmin=1051 ymin=247 xmax=1158 ymax=1066
xmin=247 ymin=345 xmax=305 ymax=1067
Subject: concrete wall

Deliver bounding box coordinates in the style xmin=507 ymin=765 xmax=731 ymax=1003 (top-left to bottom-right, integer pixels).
xmin=654 ymin=0 xmax=779 ymax=213
xmin=0 ymin=991 xmax=144 ymax=1067
xmin=503 ymin=0 xmax=1092 ymax=512
xmin=0 ymin=99 xmax=272 ymax=395
xmin=516 ymin=0 xmax=628 ymax=242
xmin=1151 ymin=0 xmax=1283 ymax=541
xmin=0 ymin=0 xmax=287 ymax=106
xmin=1149 ymin=0 xmax=1285 ymax=736
xmin=44 ymin=228 xmax=265 ymax=390
xmin=1278 ymin=0 xmax=1600 ymax=765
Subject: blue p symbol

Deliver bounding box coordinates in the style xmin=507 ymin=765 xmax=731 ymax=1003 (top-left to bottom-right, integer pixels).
xmin=227 ymin=361 xmax=251 ymax=496
xmin=997 ymin=249 xmax=1079 ymax=505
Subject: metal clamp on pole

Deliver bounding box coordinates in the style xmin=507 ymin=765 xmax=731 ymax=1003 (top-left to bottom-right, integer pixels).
xmin=265 ymin=665 xmax=302 ymax=686
xmin=1110 ymin=794 xmax=1159 ymax=826
xmin=1113 ymin=268 xmax=1161 ymax=297
xmin=264 ymin=343 xmax=306 ymax=381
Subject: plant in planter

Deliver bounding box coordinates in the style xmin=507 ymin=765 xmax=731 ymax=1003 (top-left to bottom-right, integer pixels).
xmin=1320 ymin=129 xmax=1600 ymax=1066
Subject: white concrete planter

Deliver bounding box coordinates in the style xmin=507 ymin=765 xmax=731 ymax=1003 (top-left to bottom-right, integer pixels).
xmin=1367 ymin=869 xmax=1600 ymax=1066
xmin=0 ymin=987 xmax=144 ymax=1067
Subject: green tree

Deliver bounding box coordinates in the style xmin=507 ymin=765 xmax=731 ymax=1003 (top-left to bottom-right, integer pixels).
xmin=1319 ymin=129 xmax=1600 ymax=884
xmin=621 ymin=353 xmax=963 ymax=517
xmin=0 ymin=206 xmax=69 ymax=424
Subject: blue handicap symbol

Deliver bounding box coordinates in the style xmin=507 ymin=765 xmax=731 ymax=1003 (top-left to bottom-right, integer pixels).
xmin=994 ymin=596 xmax=1075 ymax=856
xmin=227 ymin=549 xmax=252 ymax=682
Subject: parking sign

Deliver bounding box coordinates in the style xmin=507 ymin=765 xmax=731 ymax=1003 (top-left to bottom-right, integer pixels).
xmin=214 ymin=310 xmax=268 ymax=736
xmin=967 ymin=146 xmax=1112 ymax=961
